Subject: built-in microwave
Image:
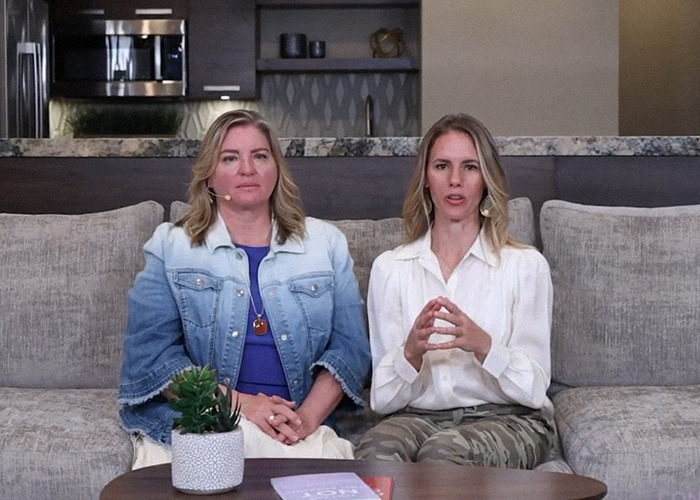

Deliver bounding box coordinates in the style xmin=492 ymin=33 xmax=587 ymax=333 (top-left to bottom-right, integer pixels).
xmin=51 ymin=19 xmax=185 ymax=97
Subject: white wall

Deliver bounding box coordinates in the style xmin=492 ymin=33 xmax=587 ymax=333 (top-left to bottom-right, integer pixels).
xmin=421 ymin=1 xmax=619 ymax=136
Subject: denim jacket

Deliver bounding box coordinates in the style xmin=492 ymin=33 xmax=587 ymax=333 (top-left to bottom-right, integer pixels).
xmin=118 ymin=215 xmax=370 ymax=444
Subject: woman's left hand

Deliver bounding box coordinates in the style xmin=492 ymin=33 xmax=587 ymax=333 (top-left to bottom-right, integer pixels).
xmin=271 ymin=369 xmax=342 ymax=445
xmin=273 ymin=407 xmax=317 ymax=445
xmin=431 ymin=296 xmax=492 ymax=363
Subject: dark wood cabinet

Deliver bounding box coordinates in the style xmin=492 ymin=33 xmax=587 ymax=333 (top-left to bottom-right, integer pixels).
xmin=187 ymin=0 xmax=256 ymax=99
xmin=50 ymin=0 xmax=187 ymax=22
xmin=116 ymin=0 xmax=187 ymax=19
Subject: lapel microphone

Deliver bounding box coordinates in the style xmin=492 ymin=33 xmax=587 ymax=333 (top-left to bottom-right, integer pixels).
xmin=207 ymin=187 xmax=232 ymax=201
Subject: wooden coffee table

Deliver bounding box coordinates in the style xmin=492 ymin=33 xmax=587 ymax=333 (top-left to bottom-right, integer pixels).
xmin=101 ymin=458 xmax=606 ymax=499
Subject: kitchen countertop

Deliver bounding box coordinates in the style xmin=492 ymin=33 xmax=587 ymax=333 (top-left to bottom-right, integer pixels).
xmin=1 ymin=136 xmax=700 ymax=158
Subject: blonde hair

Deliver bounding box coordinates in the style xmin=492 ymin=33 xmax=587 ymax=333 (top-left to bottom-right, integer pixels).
xmin=179 ymin=109 xmax=305 ymax=245
xmin=403 ymin=113 xmax=523 ymax=253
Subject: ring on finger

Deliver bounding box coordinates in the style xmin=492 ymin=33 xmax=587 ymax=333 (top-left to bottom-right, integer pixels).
xmin=267 ymin=414 xmax=276 ymax=423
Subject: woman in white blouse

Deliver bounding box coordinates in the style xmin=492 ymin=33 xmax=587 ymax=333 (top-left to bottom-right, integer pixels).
xmin=355 ymin=114 xmax=555 ymax=468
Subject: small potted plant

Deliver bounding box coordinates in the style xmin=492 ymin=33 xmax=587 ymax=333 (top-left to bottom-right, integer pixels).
xmin=169 ymin=364 xmax=243 ymax=494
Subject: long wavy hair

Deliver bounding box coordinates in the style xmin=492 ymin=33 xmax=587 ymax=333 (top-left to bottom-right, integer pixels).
xmin=179 ymin=109 xmax=306 ymax=246
xmin=403 ymin=113 xmax=522 ymax=253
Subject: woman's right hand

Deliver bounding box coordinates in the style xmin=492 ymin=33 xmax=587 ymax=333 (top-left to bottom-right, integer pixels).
xmin=237 ymin=391 xmax=301 ymax=443
xmin=403 ymin=298 xmax=441 ymax=371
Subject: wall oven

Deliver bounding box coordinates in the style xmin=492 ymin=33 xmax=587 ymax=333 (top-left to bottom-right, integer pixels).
xmin=51 ymin=18 xmax=185 ymax=97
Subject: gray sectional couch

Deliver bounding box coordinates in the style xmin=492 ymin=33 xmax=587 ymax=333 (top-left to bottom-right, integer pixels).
xmin=1 ymin=198 xmax=698 ymax=499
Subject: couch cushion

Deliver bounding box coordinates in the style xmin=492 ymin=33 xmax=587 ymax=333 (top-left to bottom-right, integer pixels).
xmin=0 ymin=202 xmax=164 ymax=388
xmin=554 ymin=385 xmax=700 ymax=499
xmin=0 ymin=387 xmax=132 ymax=500
xmin=170 ymin=199 xmax=189 ymax=223
xmin=540 ymin=201 xmax=700 ymax=387
xmin=506 ymin=196 xmax=537 ymax=247
xmin=327 ymin=218 xmax=403 ymax=303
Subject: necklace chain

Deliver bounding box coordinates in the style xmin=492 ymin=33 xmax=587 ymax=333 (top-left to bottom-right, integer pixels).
xmin=249 ymin=288 xmax=264 ymax=316
xmin=248 ymin=286 xmax=268 ymax=335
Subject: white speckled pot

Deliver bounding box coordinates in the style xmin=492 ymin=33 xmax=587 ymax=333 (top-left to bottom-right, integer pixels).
xmin=171 ymin=428 xmax=244 ymax=495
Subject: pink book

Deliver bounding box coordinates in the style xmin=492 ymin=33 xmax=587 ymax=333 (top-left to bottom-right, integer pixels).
xmin=362 ymin=476 xmax=395 ymax=500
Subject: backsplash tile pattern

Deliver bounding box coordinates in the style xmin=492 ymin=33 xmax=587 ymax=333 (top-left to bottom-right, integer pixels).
xmin=258 ymin=73 xmax=419 ymax=138
xmin=50 ymin=73 xmax=419 ymax=139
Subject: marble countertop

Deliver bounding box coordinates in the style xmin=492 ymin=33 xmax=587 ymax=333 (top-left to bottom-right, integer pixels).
xmin=2 ymin=136 xmax=700 ymax=158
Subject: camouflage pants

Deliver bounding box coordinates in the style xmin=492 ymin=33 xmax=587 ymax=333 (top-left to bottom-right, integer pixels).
xmin=354 ymin=404 xmax=554 ymax=468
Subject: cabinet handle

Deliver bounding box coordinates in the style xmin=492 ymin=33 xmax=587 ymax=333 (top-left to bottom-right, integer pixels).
xmin=203 ymin=85 xmax=241 ymax=92
xmin=77 ymin=8 xmax=105 ymax=15
xmin=134 ymin=8 xmax=173 ymax=15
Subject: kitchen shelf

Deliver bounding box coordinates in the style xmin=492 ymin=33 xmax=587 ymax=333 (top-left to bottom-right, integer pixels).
xmin=256 ymin=56 xmax=419 ymax=73
xmin=256 ymin=0 xmax=419 ymax=8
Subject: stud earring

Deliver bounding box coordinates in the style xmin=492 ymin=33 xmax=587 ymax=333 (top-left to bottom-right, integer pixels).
xmin=480 ymin=195 xmax=495 ymax=218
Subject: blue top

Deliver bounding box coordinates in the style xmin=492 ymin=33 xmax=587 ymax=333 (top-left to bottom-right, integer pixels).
xmin=235 ymin=244 xmax=291 ymax=400
xmin=118 ymin=214 xmax=370 ymax=445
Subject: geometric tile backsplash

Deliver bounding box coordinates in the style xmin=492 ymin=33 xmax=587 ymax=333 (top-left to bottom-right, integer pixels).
xmin=50 ymin=73 xmax=419 ymax=139
xmin=258 ymin=72 xmax=420 ymax=137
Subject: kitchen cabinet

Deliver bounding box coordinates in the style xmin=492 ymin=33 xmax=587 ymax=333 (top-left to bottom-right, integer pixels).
xmin=50 ymin=0 xmax=187 ymax=22
xmin=187 ymin=0 xmax=256 ymax=99
xmin=256 ymin=0 xmax=420 ymax=74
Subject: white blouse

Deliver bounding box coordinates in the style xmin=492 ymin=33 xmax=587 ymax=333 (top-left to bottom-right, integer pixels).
xmin=367 ymin=228 xmax=553 ymax=417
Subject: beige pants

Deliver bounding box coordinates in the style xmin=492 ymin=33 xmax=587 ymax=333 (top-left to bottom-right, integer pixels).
xmin=131 ymin=415 xmax=355 ymax=470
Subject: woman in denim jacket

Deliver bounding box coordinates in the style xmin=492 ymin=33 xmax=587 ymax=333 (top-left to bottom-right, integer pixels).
xmin=118 ymin=110 xmax=370 ymax=466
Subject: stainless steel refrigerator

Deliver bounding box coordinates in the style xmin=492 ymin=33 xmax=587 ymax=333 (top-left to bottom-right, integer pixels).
xmin=0 ymin=0 xmax=49 ymax=138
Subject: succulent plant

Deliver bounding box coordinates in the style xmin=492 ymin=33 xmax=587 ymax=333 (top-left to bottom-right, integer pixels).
xmin=169 ymin=365 xmax=241 ymax=434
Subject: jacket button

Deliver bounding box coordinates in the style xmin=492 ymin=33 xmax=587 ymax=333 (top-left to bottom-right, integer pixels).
xmin=195 ymin=278 xmax=204 ymax=287
xmin=311 ymin=284 xmax=318 ymax=292
xmin=281 ymin=334 xmax=288 ymax=341
xmin=236 ymin=289 xmax=245 ymax=297
xmin=232 ymin=331 xmax=239 ymax=338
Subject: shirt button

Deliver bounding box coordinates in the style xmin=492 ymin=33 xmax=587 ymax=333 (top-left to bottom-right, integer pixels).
xmin=235 ymin=252 xmax=243 ymax=260
xmin=311 ymin=284 xmax=318 ymax=292
xmin=232 ymin=331 xmax=239 ymax=338
xmin=280 ymin=334 xmax=288 ymax=341
xmin=268 ymin=291 xmax=275 ymax=298
xmin=236 ymin=289 xmax=245 ymax=297
xmin=195 ymin=278 xmax=204 ymax=287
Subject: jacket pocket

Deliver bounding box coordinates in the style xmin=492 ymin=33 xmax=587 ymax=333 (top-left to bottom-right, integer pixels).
xmin=172 ymin=270 xmax=223 ymax=329
xmin=288 ymin=273 xmax=333 ymax=334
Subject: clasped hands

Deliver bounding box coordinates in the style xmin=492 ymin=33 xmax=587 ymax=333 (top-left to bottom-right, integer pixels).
xmin=238 ymin=392 xmax=315 ymax=445
xmin=404 ymin=295 xmax=492 ymax=370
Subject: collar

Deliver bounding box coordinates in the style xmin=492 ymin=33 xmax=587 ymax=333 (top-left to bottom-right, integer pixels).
xmin=395 ymin=225 xmax=499 ymax=268
xmin=203 ymin=211 xmax=305 ymax=254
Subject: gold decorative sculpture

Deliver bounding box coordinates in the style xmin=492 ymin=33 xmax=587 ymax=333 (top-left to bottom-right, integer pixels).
xmin=369 ymin=28 xmax=405 ymax=58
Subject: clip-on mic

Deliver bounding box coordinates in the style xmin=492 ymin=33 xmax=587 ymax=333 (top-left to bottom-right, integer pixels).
xmin=207 ymin=187 xmax=231 ymax=201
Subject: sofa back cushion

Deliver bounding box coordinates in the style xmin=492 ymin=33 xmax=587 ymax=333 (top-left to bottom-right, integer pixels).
xmin=327 ymin=218 xmax=403 ymax=303
xmin=0 ymin=201 xmax=164 ymax=388
xmin=171 ymin=197 xmax=536 ymax=303
xmin=506 ymin=196 xmax=537 ymax=248
xmin=540 ymin=200 xmax=700 ymax=387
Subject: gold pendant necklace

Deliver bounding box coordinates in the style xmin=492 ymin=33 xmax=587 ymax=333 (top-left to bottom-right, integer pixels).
xmin=249 ymin=292 xmax=268 ymax=335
